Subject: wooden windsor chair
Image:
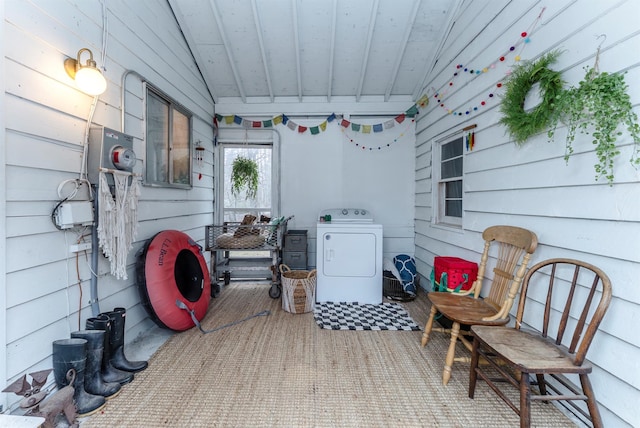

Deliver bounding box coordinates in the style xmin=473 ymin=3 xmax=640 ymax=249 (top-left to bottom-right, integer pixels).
xmin=469 ymin=258 xmax=612 ymax=428
xmin=421 ymin=225 xmax=538 ymax=385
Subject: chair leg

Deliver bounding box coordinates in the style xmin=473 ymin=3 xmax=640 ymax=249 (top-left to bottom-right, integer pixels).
xmin=468 ymin=336 xmax=480 ymax=398
xmin=519 ymin=372 xmax=532 ymax=428
xmin=536 ymin=374 xmax=546 ymax=395
xmin=443 ymin=321 xmax=460 ymax=385
xmin=421 ymin=306 xmax=438 ymax=347
xmin=580 ymin=374 xmax=604 ymax=428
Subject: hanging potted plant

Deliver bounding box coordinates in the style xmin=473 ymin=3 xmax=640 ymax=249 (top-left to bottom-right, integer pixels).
xmin=548 ymin=65 xmax=640 ymax=184
xmin=231 ymin=156 xmax=259 ymax=199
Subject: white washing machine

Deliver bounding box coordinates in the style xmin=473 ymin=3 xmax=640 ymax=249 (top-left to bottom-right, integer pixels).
xmin=316 ymin=208 xmax=383 ymax=304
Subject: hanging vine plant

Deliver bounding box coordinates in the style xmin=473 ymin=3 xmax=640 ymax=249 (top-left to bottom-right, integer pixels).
xmin=548 ymin=66 xmax=640 ymax=185
xmin=499 ymin=50 xmax=564 ymax=145
xmin=231 ymin=156 xmax=259 ymax=199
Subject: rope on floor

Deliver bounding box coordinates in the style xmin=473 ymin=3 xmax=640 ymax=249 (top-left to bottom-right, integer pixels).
xmin=175 ymin=299 xmax=270 ymax=334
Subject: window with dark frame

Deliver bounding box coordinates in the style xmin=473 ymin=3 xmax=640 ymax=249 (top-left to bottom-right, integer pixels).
xmin=145 ymin=87 xmax=192 ymax=188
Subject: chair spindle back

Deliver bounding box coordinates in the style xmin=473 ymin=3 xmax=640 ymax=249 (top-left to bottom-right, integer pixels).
xmin=516 ymin=258 xmax=612 ymax=366
xmin=479 ymin=226 xmax=538 ymax=320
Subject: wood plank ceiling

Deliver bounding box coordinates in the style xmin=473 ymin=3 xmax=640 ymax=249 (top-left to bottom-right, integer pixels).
xmin=169 ymin=0 xmax=459 ymax=111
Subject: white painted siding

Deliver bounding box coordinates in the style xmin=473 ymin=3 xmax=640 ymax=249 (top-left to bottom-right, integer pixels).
xmin=0 ymin=0 xmax=7 ymax=413
xmin=1 ymin=0 xmax=638 ymax=425
xmin=414 ymin=0 xmax=640 ymax=426
xmin=2 ymin=0 xmax=214 ymax=412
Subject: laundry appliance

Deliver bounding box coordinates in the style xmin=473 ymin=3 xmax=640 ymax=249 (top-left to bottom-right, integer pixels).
xmin=316 ymin=208 xmax=383 ymax=304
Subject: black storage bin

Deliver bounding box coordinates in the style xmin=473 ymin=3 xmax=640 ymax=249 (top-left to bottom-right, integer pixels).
xmin=283 ymin=230 xmax=307 ymax=270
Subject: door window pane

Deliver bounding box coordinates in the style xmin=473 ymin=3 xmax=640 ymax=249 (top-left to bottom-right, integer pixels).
xmin=223 ymin=146 xmax=272 ymax=222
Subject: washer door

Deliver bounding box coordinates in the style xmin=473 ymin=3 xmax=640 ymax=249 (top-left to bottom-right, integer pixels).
xmin=321 ymin=231 xmax=377 ymax=278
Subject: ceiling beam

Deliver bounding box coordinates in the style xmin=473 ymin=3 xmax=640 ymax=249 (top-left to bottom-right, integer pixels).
xmin=356 ymin=0 xmax=379 ymax=102
xmin=214 ymin=95 xmax=415 ymax=116
xmin=292 ymin=0 xmax=303 ymax=101
xmin=167 ymin=0 xmax=217 ymax=104
xmin=412 ymin=0 xmax=463 ymax=100
xmin=209 ymin=0 xmax=246 ymax=103
xmin=384 ymin=0 xmax=421 ymax=102
xmin=327 ymin=0 xmax=338 ymax=102
xmin=251 ymin=0 xmax=274 ymax=102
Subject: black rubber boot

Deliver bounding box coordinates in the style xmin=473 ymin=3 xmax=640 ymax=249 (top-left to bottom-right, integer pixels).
xmin=71 ymin=330 xmax=122 ymax=399
xmin=86 ymin=315 xmax=134 ymax=385
xmin=52 ymin=338 xmax=106 ymax=417
xmin=102 ymin=307 xmax=148 ymax=373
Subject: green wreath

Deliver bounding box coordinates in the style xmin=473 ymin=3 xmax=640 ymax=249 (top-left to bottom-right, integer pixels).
xmin=499 ymin=50 xmax=564 ymax=145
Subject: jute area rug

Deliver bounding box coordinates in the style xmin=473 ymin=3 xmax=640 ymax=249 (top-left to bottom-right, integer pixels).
xmin=82 ymin=283 xmax=575 ymax=427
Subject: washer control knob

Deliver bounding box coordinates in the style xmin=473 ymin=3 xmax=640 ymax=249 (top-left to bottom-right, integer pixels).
xmin=354 ymin=209 xmax=359 ymax=215
xmin=341 ymin=209 xmax=348 ymax=216
xmin=361 ymin=210 xmax=367 ymax=215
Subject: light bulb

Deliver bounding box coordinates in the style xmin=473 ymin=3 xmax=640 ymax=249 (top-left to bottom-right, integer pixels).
xmin=75 ymin=66 xmax=107 ymax=96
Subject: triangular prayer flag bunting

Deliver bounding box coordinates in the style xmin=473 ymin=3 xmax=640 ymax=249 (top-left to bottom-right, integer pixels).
xmin=373 ymin=123 xmax=383 ymax=133
xmin=298 ymin=125 xmax=307 ymax=133
xmin=233 ymin=115 xmax=242 ymax=125
xmin=395 ymin=114 xmax=406 ymax=123
xmin=263 ymin=119 xmax=273 ymax=128
xmin=362 ymin=125 xmax=371 ymax=134
xmin=273 ymin=115 xmax=283 ymax=125
xmin=341 ymin=119 xmax=350 ymax=128
xmin=319 ymin=121 xmax=327 ymax=131
xmin=351 ymin=123 xmax=361 ymax=132
xmin=310 ymin=126 xmax=320 ymax=135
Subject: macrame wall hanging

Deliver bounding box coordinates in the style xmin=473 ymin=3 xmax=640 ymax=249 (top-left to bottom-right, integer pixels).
xmin=97 ymin=170 xmax=140 ymax=280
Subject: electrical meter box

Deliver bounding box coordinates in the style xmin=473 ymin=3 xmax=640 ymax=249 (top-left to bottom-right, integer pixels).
xmin=88 ymin=126 xmax=137 ymax=185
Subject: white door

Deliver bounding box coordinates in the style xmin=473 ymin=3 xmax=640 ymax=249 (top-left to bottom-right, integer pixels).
xmin=320 ymin=231 xmax=378 ymax=277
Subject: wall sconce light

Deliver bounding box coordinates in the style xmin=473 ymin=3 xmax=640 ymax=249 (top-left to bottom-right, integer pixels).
xmin=64 ymin=48 xmax=107 ymax=96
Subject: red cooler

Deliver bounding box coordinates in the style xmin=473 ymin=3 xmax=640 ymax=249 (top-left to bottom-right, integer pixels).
xmin=434 ymin=256 xmax=478 ymax=291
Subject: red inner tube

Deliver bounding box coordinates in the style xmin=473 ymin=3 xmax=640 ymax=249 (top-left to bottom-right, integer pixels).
xmin=137 ymin=230 xmax=211 ymax=331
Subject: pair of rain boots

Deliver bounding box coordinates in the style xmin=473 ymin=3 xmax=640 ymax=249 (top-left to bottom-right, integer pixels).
xmin=85 ymin=307 xmax=148 ymax=386
xmin=52 ymin=333 xmax=116 ymax=417
xmin=52 ymin=307 xmax=148 ymax=417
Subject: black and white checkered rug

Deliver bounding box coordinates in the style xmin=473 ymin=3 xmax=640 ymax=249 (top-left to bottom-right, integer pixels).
xmin=313 ymin=302 xmax=421 ymax=331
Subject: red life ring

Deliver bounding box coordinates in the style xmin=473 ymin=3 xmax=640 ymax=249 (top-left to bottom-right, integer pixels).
xmin=136 ymin=230 xmax=211 ymax=331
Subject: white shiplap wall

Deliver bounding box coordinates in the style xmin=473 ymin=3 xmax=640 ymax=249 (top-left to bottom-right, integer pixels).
xmin=414 ymin=0 xmax=640 ymax=427
xmin=0 ymin=0 xmax=7 ymax=413
xmin=3 ymin=0 xmax=214 ymax=412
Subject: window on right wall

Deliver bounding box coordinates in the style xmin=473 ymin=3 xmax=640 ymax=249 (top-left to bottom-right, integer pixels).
xmin=434 ymin=135 xmax=463 ymax=227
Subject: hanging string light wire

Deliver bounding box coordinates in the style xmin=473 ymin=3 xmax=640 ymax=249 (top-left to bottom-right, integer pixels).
xmin=431 ymin=7 xmax=547 ymax=118
xmin=340 ymin=117 xmax=415 ymax=150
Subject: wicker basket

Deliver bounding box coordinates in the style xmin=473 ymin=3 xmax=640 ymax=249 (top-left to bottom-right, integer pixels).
xmin=383 ymin=272 xmax=419 ymax=301
xmin=279 ymin=264 xmax=317 ymax=314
